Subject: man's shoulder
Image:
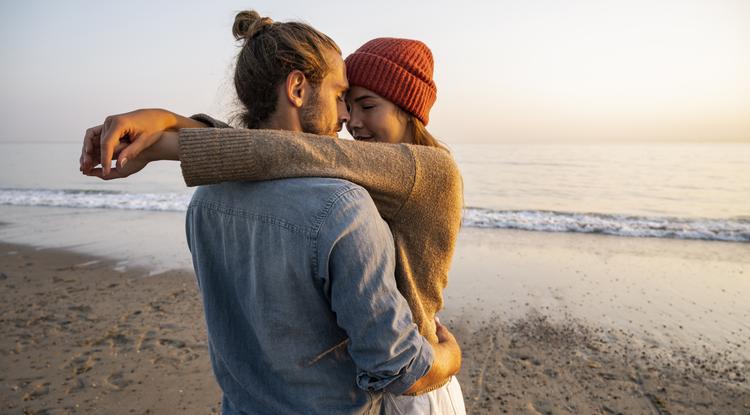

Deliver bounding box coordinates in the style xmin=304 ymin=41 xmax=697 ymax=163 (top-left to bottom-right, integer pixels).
xmin=189 ymin=178 xmax=375 ymax=228
xmin=193 ymin=177 xmax=365 ymax=201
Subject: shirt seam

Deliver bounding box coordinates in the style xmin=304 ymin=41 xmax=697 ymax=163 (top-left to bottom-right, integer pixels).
xmin=190 ymin=198 xmax=314 ymax=238
xmin=310 ymin=185 xmax=369 ymax=281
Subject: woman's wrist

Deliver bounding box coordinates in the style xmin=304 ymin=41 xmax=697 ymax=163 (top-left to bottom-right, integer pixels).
xmin=170 ymin=111 xmax=209 ymax=130
xmin=141 ymin=131 xmax=181 ymax=162
xmin=138 ymin=108 xmax=205 ymax=131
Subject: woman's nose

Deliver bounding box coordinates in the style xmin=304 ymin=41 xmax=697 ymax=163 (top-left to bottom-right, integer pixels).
xmin=347 ymin=110 xmax=363 ymax=129
xmin=337 ymin=99 xmax=350 ymax=124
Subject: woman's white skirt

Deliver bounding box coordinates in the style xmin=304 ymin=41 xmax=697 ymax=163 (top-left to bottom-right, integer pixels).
xmin=383 ymin=376 xmax=466 ymax=415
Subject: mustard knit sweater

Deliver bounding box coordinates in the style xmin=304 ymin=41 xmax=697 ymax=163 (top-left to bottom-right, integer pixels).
xmin=178 ymin=115 xmax=463 ymax=343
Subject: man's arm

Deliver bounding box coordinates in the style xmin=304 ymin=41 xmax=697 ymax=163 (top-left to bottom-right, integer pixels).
xmin=318 ymin=186 xmax=461 ymax=395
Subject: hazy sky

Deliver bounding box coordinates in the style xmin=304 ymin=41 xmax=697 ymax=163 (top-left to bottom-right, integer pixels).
xmin=1 ymin=0 xmax=748 ymax=143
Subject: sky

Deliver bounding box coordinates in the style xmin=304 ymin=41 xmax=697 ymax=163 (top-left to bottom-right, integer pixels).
xmin=1 ymin=0 xmax=749 ymax=144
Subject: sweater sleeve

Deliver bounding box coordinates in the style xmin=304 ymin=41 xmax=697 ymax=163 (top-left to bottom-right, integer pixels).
xmin=178 ymin=127 xmax=461 ymax=222
xmin=386 ymin=144 xmax=464 ymax=342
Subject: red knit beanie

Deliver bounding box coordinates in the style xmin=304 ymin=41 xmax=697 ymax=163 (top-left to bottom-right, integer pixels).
xmin=345 ymin=38 xmax=437 ymax=125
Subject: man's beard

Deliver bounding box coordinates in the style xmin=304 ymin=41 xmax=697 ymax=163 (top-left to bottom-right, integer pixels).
xmin=300 ymin=87 xmax=340 ymax=137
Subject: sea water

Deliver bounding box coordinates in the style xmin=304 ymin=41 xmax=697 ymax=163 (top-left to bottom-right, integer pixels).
xmin=1 ymin=141 xmax=749 ymax=242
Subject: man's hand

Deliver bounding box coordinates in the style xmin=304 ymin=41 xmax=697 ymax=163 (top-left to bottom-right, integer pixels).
xmin=79 ymin=108 xmax=205 ymax=177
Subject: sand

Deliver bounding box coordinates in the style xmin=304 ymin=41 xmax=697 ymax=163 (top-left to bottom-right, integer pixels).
xmin=2 ymin=226 xmax=749 ymax=414
xmin=0 ymin=243 xmax=220 ymax=414
xmin=445 ymin=228 xmax=750 ymax=414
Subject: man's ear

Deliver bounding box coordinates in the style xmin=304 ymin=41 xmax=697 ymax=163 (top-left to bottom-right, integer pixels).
xmin=284 ymin=70 xmax=307 ymax=108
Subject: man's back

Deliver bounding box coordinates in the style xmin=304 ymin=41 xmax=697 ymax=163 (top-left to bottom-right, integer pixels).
xmin=186 ymin=178 xmax=432 ymax=415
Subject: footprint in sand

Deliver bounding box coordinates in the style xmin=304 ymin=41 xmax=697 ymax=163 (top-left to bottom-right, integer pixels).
xmin=22 ymin=381 xmax=50 ymax=401
xmin=136 ymin=330 xmax=157 ymax=352
xmin=150 ymin=355 xmax=182 ymax=369
xmin=68 ymin=304 xmax=93 ymax=313
xmin=156 ymin=338 xmax=203 ymax=365
xmin=66 ymin=377 xmax=86 ymax=394
xmin=63 ymin=352 xmax=95 ymax=375
xmin=104 ymin=371 xmax=132 ymax=391
xmin=157 ymin=338 xmax=187 ymax=349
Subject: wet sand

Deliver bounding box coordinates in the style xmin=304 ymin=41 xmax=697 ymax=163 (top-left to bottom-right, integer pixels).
xmin=1 ymin=226 xmax=749 ymax=414
xmin=444 ymin=228 xmax=750 ymax=414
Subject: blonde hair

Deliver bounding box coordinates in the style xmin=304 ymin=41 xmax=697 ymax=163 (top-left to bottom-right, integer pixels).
xmin=400 ymin=112 xmax=447 ymax=151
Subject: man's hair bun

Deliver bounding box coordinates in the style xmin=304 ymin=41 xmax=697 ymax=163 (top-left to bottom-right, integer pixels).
xmin=232 ymin=10 xmax=274 ymax=41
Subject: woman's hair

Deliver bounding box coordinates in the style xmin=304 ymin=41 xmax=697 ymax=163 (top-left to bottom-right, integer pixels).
xmin=231 ymin=10 xmax=340 ymax=128
xmin=407 ymin=115 xmax=443 ymax=148
xmin=396 ymin=110 xmax=446 ymax=150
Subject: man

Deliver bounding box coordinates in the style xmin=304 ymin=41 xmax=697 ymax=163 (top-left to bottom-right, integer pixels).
xmin=82 ymin=11 xmax=461 ymax=414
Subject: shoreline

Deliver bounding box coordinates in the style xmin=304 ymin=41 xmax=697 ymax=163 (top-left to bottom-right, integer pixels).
xmin=445 ymin=228 xmax=750 ymax=361
xmin=2 ymin=241 xmax=748 ymax=414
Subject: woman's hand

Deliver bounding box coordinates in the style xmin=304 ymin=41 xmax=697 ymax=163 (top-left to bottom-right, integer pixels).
xmin=79 ymin=108 xmax=205 ymax=177
xmin=404 ymin=317 xmax=462 ymax=395
xmin=83 ymin=131 xmax=180 ymax=180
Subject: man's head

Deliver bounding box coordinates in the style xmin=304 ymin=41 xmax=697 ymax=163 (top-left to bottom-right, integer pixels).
xmin=232 ymin=11 xmax=349 ymax=135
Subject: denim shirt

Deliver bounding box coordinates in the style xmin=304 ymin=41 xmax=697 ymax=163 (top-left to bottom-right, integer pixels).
xmin=186 ymin=178 xmax=433 ymax=415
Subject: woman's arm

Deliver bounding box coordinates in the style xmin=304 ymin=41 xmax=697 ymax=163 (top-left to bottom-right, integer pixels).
xmin=177 ymin=126 xmax=462 ymax=222
xmin=81 ymin=110 xmax=461 ymax=224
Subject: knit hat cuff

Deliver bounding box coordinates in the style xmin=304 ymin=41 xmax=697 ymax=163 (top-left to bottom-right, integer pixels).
xmin=346 ymin=52 xmax=436 ymax=125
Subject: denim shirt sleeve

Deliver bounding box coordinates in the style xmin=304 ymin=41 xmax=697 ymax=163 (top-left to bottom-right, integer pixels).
xmin=316 ymin=186 xmax=433 ymax=396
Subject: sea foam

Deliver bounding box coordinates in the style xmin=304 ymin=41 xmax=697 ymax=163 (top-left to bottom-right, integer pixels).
xmin=1 ymin=188 xmax=748 ymax=242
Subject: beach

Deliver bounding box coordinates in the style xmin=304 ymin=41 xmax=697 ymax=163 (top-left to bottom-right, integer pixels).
xmin=446 ymin=229 xmax=749 ymax=414
xmin=2 ymin=209 xmax=748 ymax=414
xmin=3 ymin=0 xmax=750 ymax=412
xmin=1 ymin=141 xmax=748 ymax=414
xmin=0 ymin=242 xmax=221 ymax=414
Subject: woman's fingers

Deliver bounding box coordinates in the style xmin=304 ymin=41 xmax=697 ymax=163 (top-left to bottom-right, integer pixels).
xmin=116 ymin=131 xmax=161 ymax=168
xmin=99 ymin=116 xmax=131 ymax=176
xmin=85 ymin=167 xmax=126 ymax=180
xmin=85 ymin=156 xmax=147 ymax=181
xmin=80 ymin=124 xmax=103 ymax=173
xmin=435 ymin=319 xmax=456 ymax=344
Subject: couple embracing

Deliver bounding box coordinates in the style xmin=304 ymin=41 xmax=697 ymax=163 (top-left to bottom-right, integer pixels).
xmin=81 ymin=10 xmax=466 ymax=415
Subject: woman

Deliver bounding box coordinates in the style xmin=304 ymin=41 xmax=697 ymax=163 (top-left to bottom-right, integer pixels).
xmin=342 ymin=37 xmax=467 ymax=414
xmin=82 ymin=12 xmax=465 ymax=414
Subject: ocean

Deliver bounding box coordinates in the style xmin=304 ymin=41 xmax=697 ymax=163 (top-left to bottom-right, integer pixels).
xmin=1 ymin=141 xmax=749 ymax=243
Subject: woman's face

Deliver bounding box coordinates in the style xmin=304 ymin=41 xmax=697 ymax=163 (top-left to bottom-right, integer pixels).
xmin=345 ymin=86 xmax=412 ymax=144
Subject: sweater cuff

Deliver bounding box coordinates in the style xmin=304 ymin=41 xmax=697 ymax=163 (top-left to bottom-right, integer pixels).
xmin=189 ymin=113 xmax=231 ymax=129
xmin=179 ymin=128 xmax=225 ymax=187
xmin=177 ymin=128 xmax=264 ymax=187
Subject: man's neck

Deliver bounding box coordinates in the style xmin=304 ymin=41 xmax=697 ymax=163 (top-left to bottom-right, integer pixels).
xmin=258 ymin=113 xmax=302 ymax=132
